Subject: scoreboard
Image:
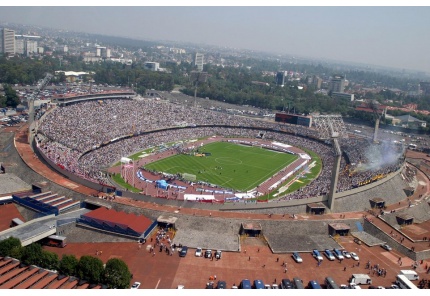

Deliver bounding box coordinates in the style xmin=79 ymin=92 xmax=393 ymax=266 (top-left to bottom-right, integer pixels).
xmin=275 ymin=113 xmax=312 ymax=127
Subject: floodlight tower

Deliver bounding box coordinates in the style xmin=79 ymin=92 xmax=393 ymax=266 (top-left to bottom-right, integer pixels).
xmin=28 ymin=73 xmax=53 ymax=144
xmin=190 ymin=71 xmax=208 ymax=108
xmin=355 ymin=100 xmax=386 ymax=143
xmin=313 ymin=115 xmax=348 ymax=211
xmin=370 ymin=100 xmax=385 ymax=143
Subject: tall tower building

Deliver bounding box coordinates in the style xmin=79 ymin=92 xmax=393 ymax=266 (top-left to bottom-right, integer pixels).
xmin=329 ymin=75 xmax=345 ymax=93
xmin=1 ymin=28 xmax=15 ymax=55
xmin=194 ymin=53 xmax=204 ymax=72
xmin=276 ymin=71 xmax=286 ymax=86
xmin=26 ymin=40 xmax=38 ymax=55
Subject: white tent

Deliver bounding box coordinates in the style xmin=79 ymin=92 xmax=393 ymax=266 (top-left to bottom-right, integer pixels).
xmin=120 ymin=157 xmax=132 ymax=164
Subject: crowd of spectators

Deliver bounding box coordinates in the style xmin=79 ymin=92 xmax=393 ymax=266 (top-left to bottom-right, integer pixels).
xmin=35 ymin=98 xmax=405 ymax=199
xmin=37 ymin=98 xmax=318 ymax=153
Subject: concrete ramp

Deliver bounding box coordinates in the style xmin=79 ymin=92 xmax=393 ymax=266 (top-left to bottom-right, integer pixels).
xmin=351 ymin=231 xmax=385 ymax=247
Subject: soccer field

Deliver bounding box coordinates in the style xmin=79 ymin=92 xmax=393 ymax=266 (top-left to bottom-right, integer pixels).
xmin=144 ymin=141 xmax=298 ymax=192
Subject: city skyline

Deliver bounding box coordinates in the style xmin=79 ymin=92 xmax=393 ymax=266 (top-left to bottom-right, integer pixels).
xmin=0 ymin=5 xmax=429 ymax=73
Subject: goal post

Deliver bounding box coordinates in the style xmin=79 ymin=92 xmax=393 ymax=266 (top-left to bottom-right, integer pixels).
xmin=182 ymin=173 xmax=196 ymax=181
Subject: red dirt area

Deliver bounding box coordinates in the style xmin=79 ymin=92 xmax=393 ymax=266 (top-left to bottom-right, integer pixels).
xmin=0 ymin=203 xmax=25 ymax=231
xmin=42 ymin=234 xmax=430 ymax=289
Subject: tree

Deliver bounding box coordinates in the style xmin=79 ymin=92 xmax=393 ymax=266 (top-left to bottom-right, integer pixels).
xmin=21 ymin=243 xmax=44 ymax=266
xmin=40 ymin=250 xmax=59 ymax=270
xmin=103 ymin=258 xmax=132 ymax=289
xmin=0 ymin=237 xmax=22 ymax=257
xmin=0 ymin=95 xmax=6 ymax=108
xmin=77 ymin=255 xmax=104 ymax=284
xmin=59 ymin=254 xmax=79 ymax=276
xmin=3 ymin=84 xmax=20 ymax=108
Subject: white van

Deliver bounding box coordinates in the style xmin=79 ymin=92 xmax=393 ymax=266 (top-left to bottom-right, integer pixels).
xmin=399 ymin=270 xmax=419 ymax=281
xmin=349 ymin=274 xmax=372 ymax=285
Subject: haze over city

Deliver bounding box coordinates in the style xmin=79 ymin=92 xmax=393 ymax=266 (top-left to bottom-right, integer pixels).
xmin=1 ymin=4 xmax=429 ymax=73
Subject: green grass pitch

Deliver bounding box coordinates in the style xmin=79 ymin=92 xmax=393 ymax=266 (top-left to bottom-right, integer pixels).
xmin=144 ymin=141 xmax=299 ymax=192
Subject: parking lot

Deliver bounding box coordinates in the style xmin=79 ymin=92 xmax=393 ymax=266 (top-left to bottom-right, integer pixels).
xmin=40 ymin=230 xmax=428 ymax=289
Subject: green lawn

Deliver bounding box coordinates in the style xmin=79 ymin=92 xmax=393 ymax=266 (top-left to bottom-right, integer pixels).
xmin=144 ymin=141 xmax=298 ymax=192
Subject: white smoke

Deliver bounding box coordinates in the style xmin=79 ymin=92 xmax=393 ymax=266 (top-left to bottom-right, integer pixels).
xmin=355 ymin=140 xmax=404 ymax=172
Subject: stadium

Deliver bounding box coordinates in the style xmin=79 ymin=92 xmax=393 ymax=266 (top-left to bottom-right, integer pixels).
xmin=33 ymin=92 xmax=406 ymax=211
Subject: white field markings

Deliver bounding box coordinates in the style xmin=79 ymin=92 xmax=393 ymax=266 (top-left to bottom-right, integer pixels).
xmin=217 ymin=177 xmax=234 ymax=188
xmin=213 ymin=145 xmax=301 ymax=191
xmin=240 ymin=155 xmax=300 ymax=186
xmin=201 ymin=169 xmax=234 ymax=185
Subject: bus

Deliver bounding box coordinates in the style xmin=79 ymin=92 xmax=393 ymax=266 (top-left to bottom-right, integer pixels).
xmin=42 ymin=235 xmax=67 ymax=248
xmin=325 ymin=277 xmax=340 ymax=289
xmin=395 ymin=274 xmax=419 ymax=289
xmin=307 ymin=280 xmax=322 ymax=289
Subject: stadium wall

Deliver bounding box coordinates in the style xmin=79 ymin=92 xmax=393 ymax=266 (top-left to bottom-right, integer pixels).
xmin=362 ymin=219 xmax=426 ymax=260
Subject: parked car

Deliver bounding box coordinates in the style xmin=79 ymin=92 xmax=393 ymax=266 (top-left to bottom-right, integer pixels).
xmin=130 ymin=282 xmax=141 ymax=289
xmin=204 ymin=249 xmax=212 ymax=258
xmin=239 ymin=279 xmax=251 ymax=289
xmin=206 ymin=282 xmax=214 ymax=289
xmin=253 ymin=279 xmax=265 ymax=289
xmin=340 ymin=284 xmax=349 ymax=289
xmin=271 ymin=284 xmax=279 ymax=289
xmin=312 ymin=249 xmax=323 ymax=261
xmin=333 ymin=248 xmax=344 ymax=260
xmin=353 ymin=238 xmax=362 ymax=245
xmin=342 ymin=250 xmax=351 ymax=259
xmin=386 ymin=284 xmax=399 ymax=289
xmin=292 ymin=252 xmax=303 ymax=263
xmin=195 ymin=247 xmax=202 ymax=257
xmin=216 ymin=281 xmax=227 ymax=289
xmin=281 ymin=278 xmax=294 ymax=289
xmin=381 ymin=244 xmax=392 ymax=251
xmin=179 ymin=246 xmax=188 ymax=257
xmin=215 ymin=250 xmax=222 ymax=259
xmin=324 ymin=249 xmax=335 ymax=261
xmin=350 ymin=252 xmax=359 ymax=261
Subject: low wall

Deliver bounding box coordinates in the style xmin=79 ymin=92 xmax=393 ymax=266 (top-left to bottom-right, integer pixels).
xmin=363 ymin=219 xmax=418 ymax=260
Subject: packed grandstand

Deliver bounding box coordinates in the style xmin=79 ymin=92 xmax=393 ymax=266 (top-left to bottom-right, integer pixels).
xmin=34 ymin=97 xmax=405 ymax=201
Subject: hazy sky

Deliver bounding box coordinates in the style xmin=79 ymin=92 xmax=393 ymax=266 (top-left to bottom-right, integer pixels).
xmin=1 ymin=5 xmax=429 ymax=73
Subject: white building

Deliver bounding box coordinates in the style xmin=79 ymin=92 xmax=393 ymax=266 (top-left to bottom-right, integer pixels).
xmin=194 ymin=53 xmax=204 ymax=72
xmin=329 ymin=75 xmax=346 ymax=93
xmin=1 ymin=28 xmax=15 ymax=55
xmin=26 ymin=40 xmax=38 ymax=55
xmin=170 ymin=47 xmax=186 ymax=54
xmin=144 ymin=62 xmax=160 ymax=71
xmin=15 ymin=38 xmax=25 ymax=54
xmin=14 ymin=35 xmax=40 ymax=56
